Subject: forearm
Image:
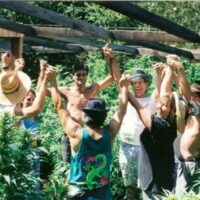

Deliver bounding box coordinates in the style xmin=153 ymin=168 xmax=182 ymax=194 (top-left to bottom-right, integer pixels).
xmin=119 ymin=86 xmax=128 ymax=116
xmin=160 ymin=66 xmax=173 ymax=98
xmin=36 ymin=71 xmax=45 ymax=92
xmin=111 ymin=58 xmax=122 ymax=83
xmin=177 ymin=67 xmax=191 ymax=101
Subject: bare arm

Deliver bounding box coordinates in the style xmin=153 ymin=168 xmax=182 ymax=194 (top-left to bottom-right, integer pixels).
xmin=92 ymin=44 xmax=116 ymax=93
xmin=49 ymin=69 xmax=80 ymax=139
xmin=109 ymin=75 xmax=130 ymax=142
xmin=166 ymin=54 xmax=191 ymax=101
xmin=153 ymin=62 xmax=164 ymax=100
xmin=14 ymin=70 xmax=48 ymax=117
xmin=176 ymin=64 xmax=191 ymax=102
xmin=36 ymin=60 xmax=49 ymax=93
xmin=103 ymin=44 xmax=122 ymax=87
xmin=160 ymin=64 xmax=173 ymax=98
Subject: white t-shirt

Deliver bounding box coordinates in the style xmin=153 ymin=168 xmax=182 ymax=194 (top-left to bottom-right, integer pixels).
xmin=119 ymin=96 xmax=155 ymax=145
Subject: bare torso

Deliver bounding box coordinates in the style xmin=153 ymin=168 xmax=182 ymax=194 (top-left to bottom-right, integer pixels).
xmin=59 ymin=84 xmax=98 ymax=124
xmin=180 ymin=116 xmax=200 ymax=159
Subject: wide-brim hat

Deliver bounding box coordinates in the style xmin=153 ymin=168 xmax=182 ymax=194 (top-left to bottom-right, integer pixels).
xmin=0 ymin=71 xmax=31 ymax=105
xmin=173 ymin=92 xmax=186 ymax=131
xmin=82 ymin=98 xmax=110 ymax=113
xmin=131 ymin=69 xmax=152 ymax=86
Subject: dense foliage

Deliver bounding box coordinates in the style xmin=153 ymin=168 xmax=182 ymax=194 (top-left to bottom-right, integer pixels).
xmin=1 ymin=1 xmax=200 ymax=199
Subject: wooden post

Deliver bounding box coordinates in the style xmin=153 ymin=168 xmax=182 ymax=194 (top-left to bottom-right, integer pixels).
xmin=0 ymin=28 xmax=23 ymax=57
xmin=11 ymin=37 xmax=23 ymax=58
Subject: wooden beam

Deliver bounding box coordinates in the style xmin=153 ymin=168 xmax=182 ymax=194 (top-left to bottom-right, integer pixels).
xmin=0 ymin=18 xmax=138 ymax=55
xmin=126 ymin=40 xmax=194 ymax=59
xmin=36 ymin=27 xmax=186 ymax=43
xmin=47 ymin=36 xmax=138 ymax=55
xmin=0 ymin=27 xmax=23 ymax=37
xmin=23 ymin=45 xmax=70 ymax=54
xmin=111 ymin=30 xmax=186 ymax=43
xmin=0 ymin=1 xmax=113 ymax=40
xmin=138 ymin=47 xmax=200 ymax=60
xmin=24 ymin=37 xmax=83 ymax=53
xmin=0 ymin=18 xmax=194 ymax=59
xmin=99 ymin=2 xmax=200 ymax=43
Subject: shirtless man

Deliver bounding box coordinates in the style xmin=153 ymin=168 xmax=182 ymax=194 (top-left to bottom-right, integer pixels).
xmin=166 ymin=55 xmax=200 ymax=193
xmin=49 ymin=66 xmax=129 ymax=199
xmin=37 ymin=52 xmax=114 ymax=162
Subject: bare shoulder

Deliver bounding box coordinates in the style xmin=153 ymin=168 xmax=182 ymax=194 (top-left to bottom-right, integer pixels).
xmin=58 ymin=86 xmax=71 ymax=96
xmin=86 ymin=83 xmax=98 ymax=96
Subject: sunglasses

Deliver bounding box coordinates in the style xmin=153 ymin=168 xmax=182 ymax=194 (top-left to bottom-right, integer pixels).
xmin=75 ymin=72 xmax=87 ymax=77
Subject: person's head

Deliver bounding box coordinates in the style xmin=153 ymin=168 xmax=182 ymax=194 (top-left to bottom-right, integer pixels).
xmin=131 ymin=69 xmax=152 ymax=98
xmin=156 ymin=95 xmax=174 ymax=119
xmin=72 ymin=62 xmax=89 ymax=86
xmin=0 ymin=71 xmax=31 ymax=105
xmin=82 ymin=98 xmax=109 ymax=128
xmin=21 ymin=89 xmax=36 ymax=108
xmin=191 ymin=81 xmax=200 ymax=103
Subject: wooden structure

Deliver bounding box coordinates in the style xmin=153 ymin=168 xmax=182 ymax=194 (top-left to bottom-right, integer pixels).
xmin=0 ymin=1 xmax=199 ymax=60
xmin=0 ymin=28 xmax=23 ymax=58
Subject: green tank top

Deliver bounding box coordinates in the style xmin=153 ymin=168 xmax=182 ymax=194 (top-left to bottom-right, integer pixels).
xmin=69 ymin=127 xmax=112 ymax=191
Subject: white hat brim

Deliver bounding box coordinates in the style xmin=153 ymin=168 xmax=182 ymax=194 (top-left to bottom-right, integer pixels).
xmin=0 ymin=71 xmax=31 ymax=105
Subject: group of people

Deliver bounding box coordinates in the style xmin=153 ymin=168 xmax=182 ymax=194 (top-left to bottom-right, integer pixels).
xmin=0 ymin=45 xmax=200 ymax=200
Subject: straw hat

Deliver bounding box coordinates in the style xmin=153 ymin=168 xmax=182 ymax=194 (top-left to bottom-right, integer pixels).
xmin=0 ymin=71 xmax=31 ymax=105
xmin=173 ymin=92 xmax=186 ymax=130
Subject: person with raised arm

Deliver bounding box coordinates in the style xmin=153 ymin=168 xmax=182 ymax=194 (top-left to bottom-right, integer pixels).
xmin=50 ymin=66 xmax=129 ymax=200
xmin=103 ymin=44 xmax=156 ymax=200
xmin=167 ymin=55 xmax=200 ymax=193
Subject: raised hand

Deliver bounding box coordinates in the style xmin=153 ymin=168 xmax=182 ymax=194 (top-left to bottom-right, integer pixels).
xmin=119 ymin=74 xmax=131 ymax=88
xmin=103 ymin=43 xmax=115 ymax=59
xmin=1 ymin=51 xmax=15 ymax=69
xmin=39 ymin=59 xmax=48 ymax=73
xmin=46 ymin=66 xmax=57 ymax=87
xmin=166 ymin=54 xmax=182 ymax=69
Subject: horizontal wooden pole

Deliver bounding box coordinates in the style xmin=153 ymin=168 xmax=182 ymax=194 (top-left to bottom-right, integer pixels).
xmin=24 ymin=37 xmax=83 ymax=53
xmin=99 ymin=2 xmax=200 ymax=43
xmin=0 ymin=1 xmax=113 ymax=40
xmin=35 ymin=27 xmax=187 ymax=43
